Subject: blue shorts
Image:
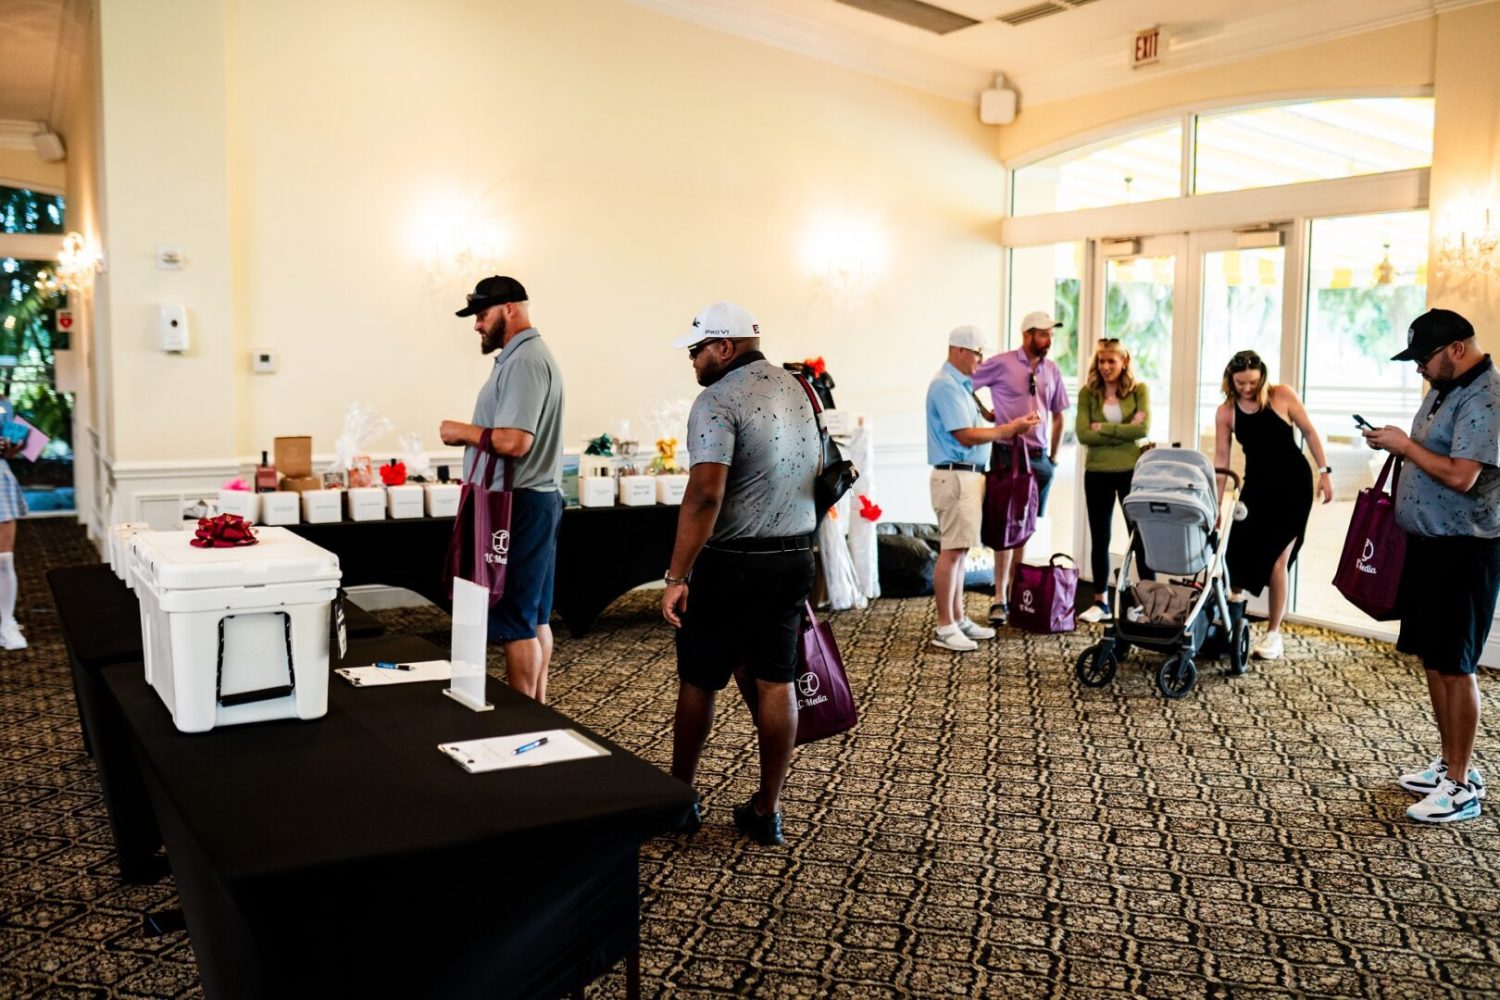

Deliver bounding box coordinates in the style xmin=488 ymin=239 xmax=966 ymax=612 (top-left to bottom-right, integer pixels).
xmin=488 ymin=489 xmax=564 ymax=643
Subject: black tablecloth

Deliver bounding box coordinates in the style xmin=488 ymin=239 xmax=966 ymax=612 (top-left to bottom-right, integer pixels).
xmin=104 ymin=647 xmax=693 ymax=999
xmin=288 ymin=503 xmax=680 ymax=635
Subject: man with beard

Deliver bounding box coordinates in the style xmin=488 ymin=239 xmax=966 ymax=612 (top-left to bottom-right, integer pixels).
xmin=1366 ymin=308 xmax=1500 ymax=824
xmin=440 ymin=276 xmax=565 ymax=703
xmin=661 ymin=301 xmax=820 ymax=846
xmin=972 ymin=311 xmax=1070 ymax=626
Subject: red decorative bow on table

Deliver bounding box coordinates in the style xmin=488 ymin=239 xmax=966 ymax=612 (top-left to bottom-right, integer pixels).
xmin=379 ymin=460 xmax=407 ymax=486
xmin=189 ymin=513 xmax=258 ymax=548
xmin=858 ymin=495 xmax=882 ymax=521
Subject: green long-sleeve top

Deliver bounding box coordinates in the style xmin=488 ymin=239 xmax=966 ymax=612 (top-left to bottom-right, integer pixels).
xmin=1075 ymin=382 xmax=1151 ymax=472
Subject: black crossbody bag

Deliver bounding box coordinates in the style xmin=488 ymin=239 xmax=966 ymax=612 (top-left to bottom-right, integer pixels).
xmin=791 ymin=372 xmax=859 ymax=519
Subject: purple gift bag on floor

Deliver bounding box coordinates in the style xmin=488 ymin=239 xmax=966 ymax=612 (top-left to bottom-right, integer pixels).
xmin=734 ymin=602 xmax=857 ymax=745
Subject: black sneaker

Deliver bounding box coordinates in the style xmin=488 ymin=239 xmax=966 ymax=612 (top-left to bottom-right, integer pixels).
xmin=673 ymin=799 xmax=705 ymax=835
xmin=732 ymin=796 xmax=784 ymax=846
xmin=988 ymin=602 xmax=1009 ymax=626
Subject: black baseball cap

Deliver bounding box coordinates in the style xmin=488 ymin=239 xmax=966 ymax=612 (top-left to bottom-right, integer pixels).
xmin=1391 ymin=308 xmax=1474 ymax=361
xmin=455 ymin=275 xmax=528 ymax=317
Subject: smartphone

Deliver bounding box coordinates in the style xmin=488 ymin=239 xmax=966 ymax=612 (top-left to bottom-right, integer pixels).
xmin=1353 ymin=414 xmax=1375 ymax=431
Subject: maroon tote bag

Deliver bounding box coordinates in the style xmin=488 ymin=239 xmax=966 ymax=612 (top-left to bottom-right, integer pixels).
xmin=1011 ymin=553 xmax=1079 ymax=634
xmin=442 ymin=439 xmax=514 ymax=607
xmin=980 ymin=439 xmax=1038 ymax=551
xmin=734 ymin=602 xmax=857 ymax=746
xmin=1333 ymin=454 xmax=1407 ymax=620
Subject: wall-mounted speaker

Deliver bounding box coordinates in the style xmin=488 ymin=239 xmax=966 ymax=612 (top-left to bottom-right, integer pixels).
xmin=979 ymin=88 xmax=1017 ymax=126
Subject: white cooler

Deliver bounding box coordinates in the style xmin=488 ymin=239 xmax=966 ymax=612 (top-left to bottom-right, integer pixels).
xmin=130 ymin=527 xmax=342 ymax=733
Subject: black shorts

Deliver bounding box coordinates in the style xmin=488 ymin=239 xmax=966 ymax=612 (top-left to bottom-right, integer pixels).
xmin=1397 ymin=534 xmax=1500 ymax=675
xmin=675 ymin=544 xmax=815 ymax=691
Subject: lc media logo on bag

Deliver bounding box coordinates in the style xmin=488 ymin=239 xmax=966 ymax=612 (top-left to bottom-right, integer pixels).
xmin=797 ymin=669 xmax=828 ymax=710
xmin=1355 ymin=538 xmax=1379 ymax=575
xmin=1019 ymin=588 xmax=1037 ymax=614
xmin=486 ymin=529 xmax=510 ymax=566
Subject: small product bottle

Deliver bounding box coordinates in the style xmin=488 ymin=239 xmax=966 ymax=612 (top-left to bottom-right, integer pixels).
xmin=255 ymin=450 xmax=278 ymax=493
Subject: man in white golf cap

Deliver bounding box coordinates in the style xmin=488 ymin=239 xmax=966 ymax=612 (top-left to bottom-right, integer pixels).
xmin=926 ymin=325 xmax=1040 ymax=651
xmin=973 ymin=310 xmax=1070 ymax=626
xmin=662 ymin=301 xmax=822 ymax=846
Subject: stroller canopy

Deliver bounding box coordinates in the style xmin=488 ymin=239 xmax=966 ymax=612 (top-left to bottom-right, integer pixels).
xmin=1122 ymin=448 xmax=1221 ymax=575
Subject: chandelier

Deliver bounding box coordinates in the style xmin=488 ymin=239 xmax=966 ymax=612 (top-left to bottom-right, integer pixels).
xmin=1437 ymin=208 xmax=1499 ymax=284
xmin=34 ymin=231 xmax=96 ymax=298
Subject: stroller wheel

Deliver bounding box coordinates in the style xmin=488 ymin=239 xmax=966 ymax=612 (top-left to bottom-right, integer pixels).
xmin=1227 ymin=618 xmax=1251 ymax=675
xmin=1075 ymin=643 xmax=1118 ymax=688
xmin=1157 ymin=653 xmax=1197 ymax=699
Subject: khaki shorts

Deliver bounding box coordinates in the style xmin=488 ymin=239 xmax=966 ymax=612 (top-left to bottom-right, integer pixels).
xmin=930 ymin=469 xmax=985 ymax=550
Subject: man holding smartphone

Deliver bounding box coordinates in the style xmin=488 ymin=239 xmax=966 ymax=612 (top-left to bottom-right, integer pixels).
xmin=1365 ymin=308 xmax=1500 ymax=824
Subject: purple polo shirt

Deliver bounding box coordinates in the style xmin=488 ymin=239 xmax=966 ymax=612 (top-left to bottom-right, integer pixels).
xmin=972 ymin=348 xmax=1069 ymax=450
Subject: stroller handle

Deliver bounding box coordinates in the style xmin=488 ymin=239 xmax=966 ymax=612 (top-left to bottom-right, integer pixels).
xmin=1215 ymin=467 xmax=1241 ymax=490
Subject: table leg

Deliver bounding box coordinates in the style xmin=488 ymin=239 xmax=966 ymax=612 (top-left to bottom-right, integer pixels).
xmin=627 ymin=947 xmax=641 ymax=1000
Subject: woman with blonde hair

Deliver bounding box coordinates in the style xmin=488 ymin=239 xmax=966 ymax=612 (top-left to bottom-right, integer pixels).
xmin=1075 ymin=339 xmax=1153 ymax=623
xmin=1213 ymin=349 xmax=1334 ymax=660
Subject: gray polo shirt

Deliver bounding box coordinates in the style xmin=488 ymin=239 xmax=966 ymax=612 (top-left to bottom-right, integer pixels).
xmin=462 ymin=327 xmax=564 ymax=492
xmin=687 ymin=358 xmax=820 ymax=541
xmin=1395 ymin=356 xmax=1500 ymax=539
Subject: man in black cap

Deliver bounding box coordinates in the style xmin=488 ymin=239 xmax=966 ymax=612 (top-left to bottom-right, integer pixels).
xmin=1365 ymin=308 xmax=1500 ymax=823
xmin=440 ymin=276 xmax=565 ymax=703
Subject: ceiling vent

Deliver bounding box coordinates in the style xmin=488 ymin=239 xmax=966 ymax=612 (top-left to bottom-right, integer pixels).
xmin=835 ymin=0 xmax=980 ymax=35
xmin=998 ymin=3 xmax=1067 ymax=27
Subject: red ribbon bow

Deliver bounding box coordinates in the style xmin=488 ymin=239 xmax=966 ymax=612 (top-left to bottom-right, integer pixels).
xmin=379 ymin=460 xmax=408 ymax=486
xmin=803 ymin=356 xmax=827 ymax=378
xmin=189 ymin=513 xmax=259 ymax=548
xmin=858 ymin=495 xmax=882 ymax=521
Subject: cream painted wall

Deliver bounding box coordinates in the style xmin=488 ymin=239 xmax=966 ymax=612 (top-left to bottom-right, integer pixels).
xmin=0 ymin=147 xmax=65 ymax=191
xmin=998 ymin=20 xmax=1437 ymax=163
xmin=1427 ymin=1 xmax=1500 ymax=343
xmin=95 ymin=0 xmax=1003 ymax=529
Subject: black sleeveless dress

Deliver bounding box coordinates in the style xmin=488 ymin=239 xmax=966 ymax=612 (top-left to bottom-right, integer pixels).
xmin=1226 ymin=403 xmax=1313 ymax=595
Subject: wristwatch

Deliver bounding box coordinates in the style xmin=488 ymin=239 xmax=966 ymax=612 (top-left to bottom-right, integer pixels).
xmin=1317 ymin=466 xmax=1332 ymax=475
xmin=664 ymin=572 xmax=689 ymax=586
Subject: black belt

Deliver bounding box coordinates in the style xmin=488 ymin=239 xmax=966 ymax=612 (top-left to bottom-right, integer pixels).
xmin=934 ymin=462 xmax=983 ymax=472
xmin=705 ymin=535 xmax=813 ymax=554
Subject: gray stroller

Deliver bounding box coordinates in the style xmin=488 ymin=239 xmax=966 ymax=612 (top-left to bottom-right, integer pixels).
xmin=1075 ymin=447 xmax=1251 ymax=699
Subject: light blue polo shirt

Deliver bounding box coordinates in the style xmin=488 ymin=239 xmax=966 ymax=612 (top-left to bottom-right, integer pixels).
xmin=926 ymin=363 xmax=988 ymax=467
xmin=463 ymin=327 xmax=565 ymax=492
xmin=1395 ymin=356 xmax=1500 ymax=539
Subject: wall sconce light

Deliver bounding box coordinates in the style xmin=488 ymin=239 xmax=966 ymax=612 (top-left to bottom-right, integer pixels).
xmin=1437 ymin=207 xmax=1499 ymax=284
xmin=34 ymin=231 xmax=98 ymax=298
xmin=803 ymin=215 xmax=888 ymax=309
xmin=411 ymin=197 xmax=509 ymax=286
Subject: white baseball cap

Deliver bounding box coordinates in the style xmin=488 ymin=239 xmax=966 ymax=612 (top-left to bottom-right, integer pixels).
xmin=948 ymin=324 xmax=986 ymax=352
xmin=671 ymin=301 xmax=762 ymax=349
xmin=1020 ymin=311 xmax=1062 ymax=334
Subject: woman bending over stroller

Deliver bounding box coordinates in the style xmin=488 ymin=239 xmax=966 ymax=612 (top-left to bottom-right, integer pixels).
xmin=1213 ymin=350 xmax=1333 ymax=659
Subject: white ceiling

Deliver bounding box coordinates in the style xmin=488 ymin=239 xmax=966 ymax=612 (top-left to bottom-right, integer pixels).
xmin=623 ymin=0 xmax=1469 ymax=105
xmin=0 ymin=0 xmax=66 ymax=147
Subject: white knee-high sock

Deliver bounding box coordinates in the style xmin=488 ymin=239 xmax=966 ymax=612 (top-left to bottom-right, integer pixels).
xmin=0 ymin=552 xmax=17 ymax=625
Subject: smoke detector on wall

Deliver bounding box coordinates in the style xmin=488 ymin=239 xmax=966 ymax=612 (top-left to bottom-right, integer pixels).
xmin=979 ymin=75 xmax=1018 ymax=125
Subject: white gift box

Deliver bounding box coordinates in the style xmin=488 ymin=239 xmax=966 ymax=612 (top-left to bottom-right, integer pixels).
xmin=386 ymin=484 xmax=424 ymax=519
xmin=655 ymin=474 xmax=689 ymax=505
xmin=823 ymin=409 xmax=855 ymax=437
xmin=579 ymin=455 xmax=613 ymax=479
xmin=259 ymin=491 xmax=300 ymax=526
xmin=425 ymin=483 xmax=461 ymax=517
xmin=579 ymin=476 xmax=615 ymax=507
xmin=130 ymin=527 xmax=341 ymax=733
xmin=218 ymin=489 xmax=260 ymax=523
xmin=619 ymin=475 xmax=656 ymax=506
xmin=301 ymin=490 xmax=343 ymax=524
xmin=346 ymin=487 xmax=386 ymax=521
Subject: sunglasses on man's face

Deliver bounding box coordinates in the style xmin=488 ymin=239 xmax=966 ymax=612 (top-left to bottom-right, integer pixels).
xmin=689 ymin=338 xmax=726 ymax=360
xmin=1416 ymin=343 xmax=1449 ymax=367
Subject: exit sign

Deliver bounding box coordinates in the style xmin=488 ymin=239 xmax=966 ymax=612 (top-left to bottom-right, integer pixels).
xmin=1133 ymin=26 xmax=1161 ymax=68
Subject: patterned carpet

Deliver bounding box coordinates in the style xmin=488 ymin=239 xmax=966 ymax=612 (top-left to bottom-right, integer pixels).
xmin=4 ymin=519 xmax=1500 ymax=998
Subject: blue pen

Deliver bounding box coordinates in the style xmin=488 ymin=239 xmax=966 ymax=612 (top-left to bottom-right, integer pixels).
xmin=512 ymin=737 xmax=549 ymax=756
xmin=375 ymin=662 xmax=413 ymax=670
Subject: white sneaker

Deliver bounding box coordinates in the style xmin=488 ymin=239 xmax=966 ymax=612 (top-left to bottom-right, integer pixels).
xmin=931 ymin=625 xmax=978 ymax=652
xmin=1251 ymin=630 xmax=1283 ymax=660
xmin=0 ymin=621 xmax=25 ymax=651
xmin=1407 ymin=777 xmax=1482 ymax=823
xmin=1400 ymin=758 xmax=1487 ymax=799
xmin=1077 ymin=603 xmax=1109 ymax=625
xmin=957 ymin=617 xmax=996 ymax=640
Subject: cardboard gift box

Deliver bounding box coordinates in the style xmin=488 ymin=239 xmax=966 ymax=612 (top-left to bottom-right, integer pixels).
xmin=619 ymin=475 xmax=656 ymax=507
xmin=655 ymin=474 xmax=689 ymax=505
xmin=300 ymin=490 xmax=342 ymax=524
xmin=218 ymin=489 xmax=260 ymax=523
xmin=274 ymin=436 xmax=313 ymax=478
xmin=579 ymin=476 xmax=615 ymax=508
xmin=260 ymin=491 xmax=300 ymax=526
xmin=279 ymin=475 xmax=322 ymax=493
xmin=425 ymin=483 xmax=461 ymax=517
xmin=386 ymin=484 xmax=424 ymax=519
xmin=346 ymin=486 xmax=386 ymax=521
xmin=130 ymin=527 xmax=341 ymax=732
